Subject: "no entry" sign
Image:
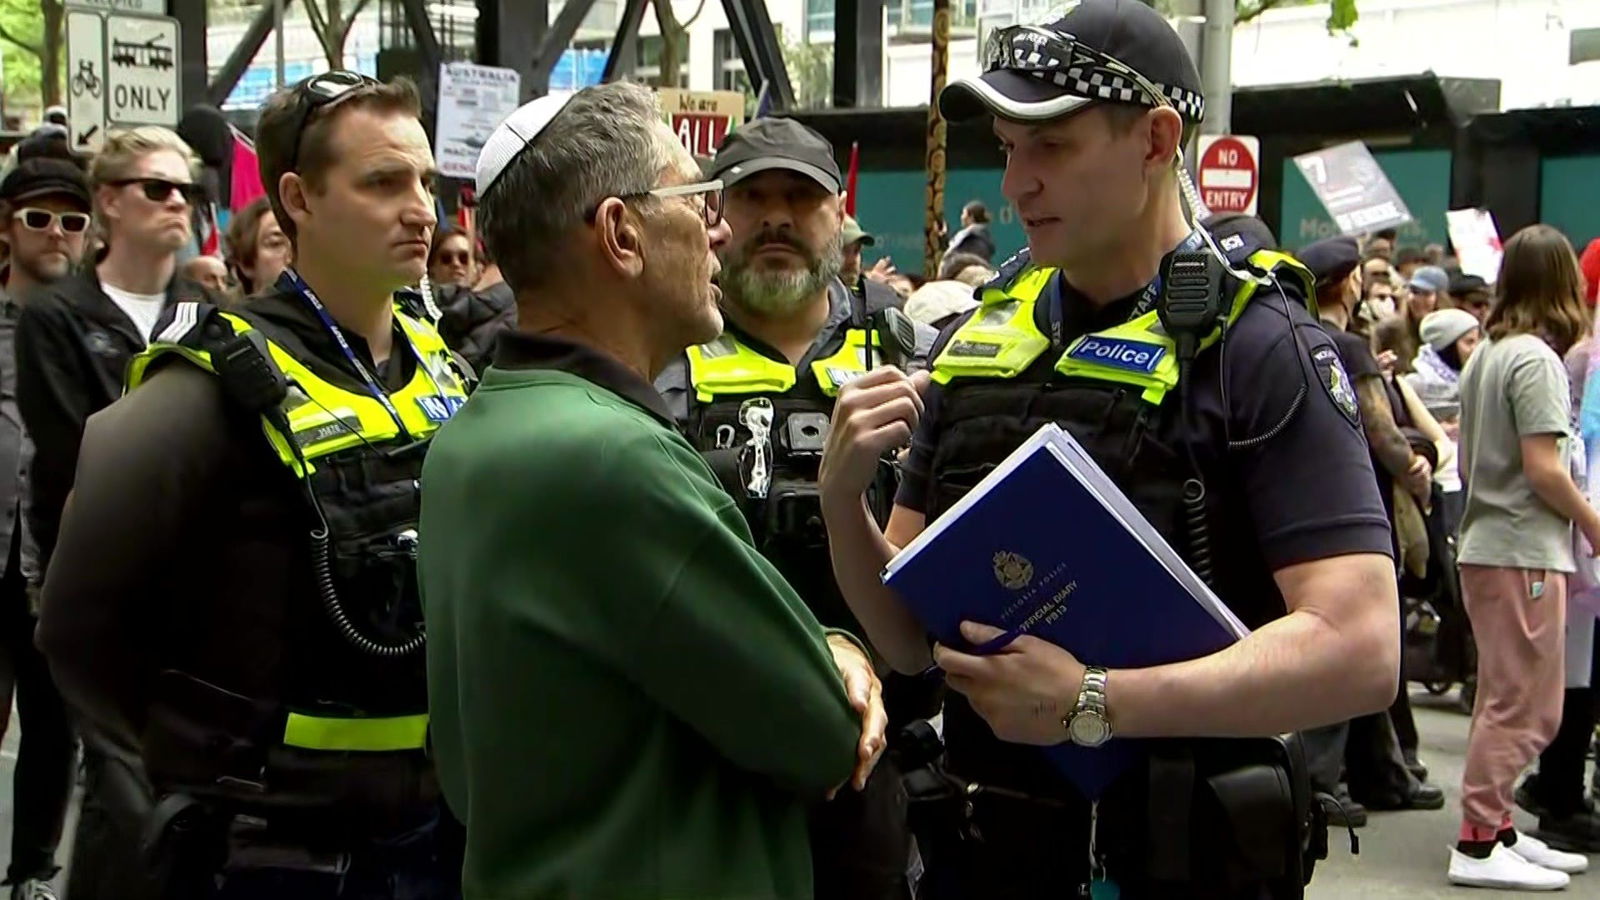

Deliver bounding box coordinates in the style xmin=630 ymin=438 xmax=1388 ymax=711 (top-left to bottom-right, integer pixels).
xmin=1196 ymin=135 xmax=1260 ymax=216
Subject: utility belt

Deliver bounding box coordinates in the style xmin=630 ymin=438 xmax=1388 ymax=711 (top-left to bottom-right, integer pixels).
xmin=898 ymin=728 xmax=1337 ymax=898
xmin=141 ymin=669 xmax=438 ymax=833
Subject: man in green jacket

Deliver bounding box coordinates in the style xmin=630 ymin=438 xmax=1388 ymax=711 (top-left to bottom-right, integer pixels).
xmin=419 ymin=82 xmax=885 ymax=900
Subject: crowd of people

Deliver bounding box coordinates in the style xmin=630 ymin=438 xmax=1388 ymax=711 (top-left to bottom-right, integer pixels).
xmin=0 ymin=0 xmax=1594 ymax=898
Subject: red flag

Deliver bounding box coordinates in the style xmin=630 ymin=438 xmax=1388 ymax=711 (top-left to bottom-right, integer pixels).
xmin=201 ymin=206 xmax=221 ymax=256
xmin=229 ymin=127 xmax=266 ymax=211
xmin=845 ymin=142 xmax=859 ymax=217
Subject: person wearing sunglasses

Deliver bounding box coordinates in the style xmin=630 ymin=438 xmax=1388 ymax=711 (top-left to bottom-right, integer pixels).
xmin=37 ymin=73 xmax=469 ymax=900
xmin=819 ymin=0 xmax=1407 ymax=897
xmin=0 ymin=161 xmax=91 ymax=305
xmin=426 ymin=225 xmax=475 ymax=289
xmin=650 ymin=115 xmax=933 ymax=900
xmin=419 ymin=82 xmax=880 ymax=900
xmin=0 ymin=152 xmax=89 ymax=900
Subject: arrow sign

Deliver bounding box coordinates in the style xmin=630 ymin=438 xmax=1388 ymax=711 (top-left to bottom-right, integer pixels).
xmin=66 ymin=11 xmax=107 ymax=153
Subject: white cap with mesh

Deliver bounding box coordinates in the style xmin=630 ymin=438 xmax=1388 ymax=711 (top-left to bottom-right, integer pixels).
xmin=475 ymin=94 xmax=573 ymax=197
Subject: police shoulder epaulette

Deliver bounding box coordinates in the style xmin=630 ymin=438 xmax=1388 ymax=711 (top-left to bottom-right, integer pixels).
xmin=1215 ymin=232 xmax=1259 ymax=269
xmin=150 ymin=300 xmax=229 ymax=348
xmin=989 ymin=248 xmax=1034 ymax=290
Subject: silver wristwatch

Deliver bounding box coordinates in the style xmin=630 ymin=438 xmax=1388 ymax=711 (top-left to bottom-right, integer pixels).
xmin=1064 ymin=667 xmax=1113 ymax=747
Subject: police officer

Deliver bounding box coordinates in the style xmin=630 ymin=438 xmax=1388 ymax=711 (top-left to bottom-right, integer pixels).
xmin=656 ymin=116 xmax=934 ymax=900
xmin=818 ymin=1 xmax=1401 ymax=897
xmin=37 ymin=72 xmax=466 ymax=898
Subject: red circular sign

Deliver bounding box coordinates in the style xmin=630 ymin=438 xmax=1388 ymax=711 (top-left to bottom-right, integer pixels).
xmin=1197 ymin=136 xmax=1259 ymax=215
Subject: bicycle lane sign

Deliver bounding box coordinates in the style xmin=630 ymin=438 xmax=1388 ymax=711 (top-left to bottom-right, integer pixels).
xmin=67 ymin=10 xmax=107 ymax=153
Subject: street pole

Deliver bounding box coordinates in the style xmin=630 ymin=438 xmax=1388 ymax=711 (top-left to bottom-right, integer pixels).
xmin=923 ymin=0 xmax=950 ymax=277
xmin=1199 ymin=0 xmax=1233 ymax=135
xmin=274 ymin=0 xmax=286 ymax=89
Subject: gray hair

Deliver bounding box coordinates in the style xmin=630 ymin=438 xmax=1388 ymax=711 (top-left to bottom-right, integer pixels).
xmin=479 ymin=82 xmax=678 ymax=293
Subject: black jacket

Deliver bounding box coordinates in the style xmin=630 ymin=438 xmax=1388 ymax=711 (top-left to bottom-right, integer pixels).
xmin=435 ymin=280 xmax=516 ymax=374
xmin=16 ymin=268 xmax=213 ymax=569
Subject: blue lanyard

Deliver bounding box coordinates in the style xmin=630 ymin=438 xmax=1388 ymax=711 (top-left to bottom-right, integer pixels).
xmin=283 ymin=269 xmax=409 ymax=436
xmin=1051 ymin=231 xmax=1208 ymax=338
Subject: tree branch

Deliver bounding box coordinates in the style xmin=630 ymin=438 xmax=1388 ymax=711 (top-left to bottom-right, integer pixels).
xmin=1234 ymin=0 xmax=1290 ymax=25
xmin=303 ymin=0 xmax=330 ymax=44
xmin=339 ymin=0 xmax=376 ymax=45
xmin=682 ymin=0 xmax=710 ymax=29
xmin=0 ymin=20 xmax=43 ymax=57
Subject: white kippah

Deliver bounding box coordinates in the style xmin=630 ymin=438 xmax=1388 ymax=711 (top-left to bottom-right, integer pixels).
xmin=475 ymin=93 xmax=574 ymax=197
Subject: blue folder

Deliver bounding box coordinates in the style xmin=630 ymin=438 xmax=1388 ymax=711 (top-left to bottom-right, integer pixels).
xmin=882 ymin=423 xmax=1248 ymax=798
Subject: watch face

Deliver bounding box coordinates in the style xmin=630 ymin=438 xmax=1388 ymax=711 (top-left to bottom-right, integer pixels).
xmin=1069 ymin=712 xmax=1110 ymax=746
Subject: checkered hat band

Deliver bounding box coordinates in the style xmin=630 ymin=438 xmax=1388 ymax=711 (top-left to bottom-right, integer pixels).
xmin=1023 ymin=67 xmax=1204 ymax=121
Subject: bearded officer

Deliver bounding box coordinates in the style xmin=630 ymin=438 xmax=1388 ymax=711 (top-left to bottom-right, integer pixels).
xmin=656 ymin=116 xmax=935 ymax=900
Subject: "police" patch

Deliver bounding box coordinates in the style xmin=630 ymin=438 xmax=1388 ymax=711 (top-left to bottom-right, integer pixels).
xmin=1311 ymin=345 xmax=1360 ymax=427
xmin=1067 ymin=336 xmax=1166 ymax=375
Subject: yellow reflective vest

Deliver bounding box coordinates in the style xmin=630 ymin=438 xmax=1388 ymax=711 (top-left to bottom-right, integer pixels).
xmin=932 ymin=250 xmax=1317 ymax=405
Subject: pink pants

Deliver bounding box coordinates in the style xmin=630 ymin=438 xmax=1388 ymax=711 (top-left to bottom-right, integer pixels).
xmin=1458 ymin=565 xmax=1568 ymax=838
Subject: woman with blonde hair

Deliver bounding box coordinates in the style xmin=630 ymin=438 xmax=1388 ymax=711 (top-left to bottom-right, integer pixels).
xmin=1447 ymin=224 xmax=1599 ymax=890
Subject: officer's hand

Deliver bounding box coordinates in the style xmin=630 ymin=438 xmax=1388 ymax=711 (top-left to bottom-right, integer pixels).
xmin=826 ymin=634 xmax=887 ymax=798
xmin=934 ymin=622 xmax=1085 ymax=747
xmin=819 ymin=367 xmax=929 ymax=505
xmin=1376 ymin=350 xmax=1399 ymax=375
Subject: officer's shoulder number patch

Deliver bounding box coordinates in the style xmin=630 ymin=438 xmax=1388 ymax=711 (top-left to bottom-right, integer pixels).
xmin=1311 ymin=344 xmax=1360 ymax=428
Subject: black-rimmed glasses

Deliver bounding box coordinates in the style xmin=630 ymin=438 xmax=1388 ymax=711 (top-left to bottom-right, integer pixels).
xmin=286 ymin=70 xmax=382 ymax=172
xmin=108 ymin=178 xmax=206 ymax=205
xmin=13 ymin=208 xmax=92 ymax=234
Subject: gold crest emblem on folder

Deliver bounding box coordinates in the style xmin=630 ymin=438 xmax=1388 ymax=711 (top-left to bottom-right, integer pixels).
xmin=992 ymin=551 xmax=1034 ymax=591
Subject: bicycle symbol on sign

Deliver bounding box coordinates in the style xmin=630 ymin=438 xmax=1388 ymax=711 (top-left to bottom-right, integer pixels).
xmin=72 ymin=60 xmax=102 ymax=100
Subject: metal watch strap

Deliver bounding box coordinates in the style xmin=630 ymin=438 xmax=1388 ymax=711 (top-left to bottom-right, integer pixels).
xmin=1078 ymin=667 xmax=1109 ymax=715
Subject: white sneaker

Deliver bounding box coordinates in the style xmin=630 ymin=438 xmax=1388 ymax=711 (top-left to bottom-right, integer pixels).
xmin=1511 ymin=833 xmax=1591 ymax=875
xmin=1448 ymin=843 xmax=1571 ymax=890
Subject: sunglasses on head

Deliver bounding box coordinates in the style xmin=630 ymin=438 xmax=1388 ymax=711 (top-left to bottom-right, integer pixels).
xmin=110 ymin=178 xmax=205 ymax=205
xmin=13 ymin=208 xmax=92 ymax=234
xmin=980 ymin=24 xmax=1205 ymax=122
xmin=287 ymin=70 xmax=382 ymax=172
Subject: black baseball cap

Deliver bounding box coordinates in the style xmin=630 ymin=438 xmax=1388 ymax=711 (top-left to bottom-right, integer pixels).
xmin=1449 ymin=272 xmax=1489 ymax=295
xmin=710 ymin=117 xmax=842 ymax=195
xmin=941 ymin=0 xmax=1205 ymax=124
xmin=1297 ymin=236 xmax=1361 ymax=288
xmin=0 ymin=158 xmax=91 ymax=211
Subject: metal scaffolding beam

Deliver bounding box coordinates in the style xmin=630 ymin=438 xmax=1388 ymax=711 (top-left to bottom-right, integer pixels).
xmin=720 ymin=0 xmax=794 ymax=111
xmin=600 ymin=0 xmax=648 ymax=84
xmin=207 ymin=0 xmax=297 ymax=107
xmin=832 ymin=0 xmax=883 ymax=109
xmin=530 ymin=0 xmax=601 ymax=96
xmin=167 ymin=0 xmax=207 ymax=112
xmin=477 ymin=0 xmax=546 ymax=101
xmin=397 ymin=0 xmax=444 ymax=75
